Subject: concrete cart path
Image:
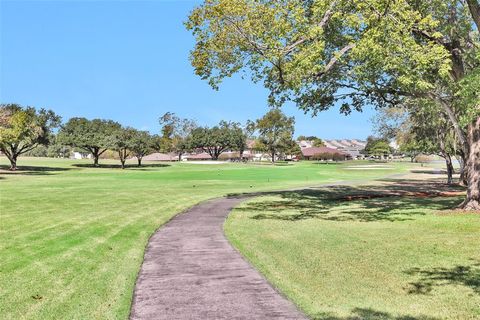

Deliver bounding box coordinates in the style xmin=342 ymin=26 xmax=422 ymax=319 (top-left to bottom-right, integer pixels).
xmin=130 ymin=196 xmax=307 ymax=320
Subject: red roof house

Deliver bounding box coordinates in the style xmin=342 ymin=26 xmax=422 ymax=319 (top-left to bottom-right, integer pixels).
xmin=301 ymin=147 xmax=348 ymax=160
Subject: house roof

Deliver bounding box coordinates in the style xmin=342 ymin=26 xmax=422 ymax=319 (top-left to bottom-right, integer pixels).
xmin=323 ymin=139 xmax=366 ymax=150
xmin=185 ymin=152 xmax=212 ymax=160
xmin=143 ymin=153 xmax=178 ymax=161
xmin=301 ymin=147 xmax=347 ymax=157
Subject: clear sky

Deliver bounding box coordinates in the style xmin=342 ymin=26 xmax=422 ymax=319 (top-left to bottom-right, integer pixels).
xmin=0 ymin=0 xmax=375 ymax=139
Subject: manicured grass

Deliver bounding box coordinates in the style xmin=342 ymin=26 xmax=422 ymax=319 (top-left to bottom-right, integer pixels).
xmin=225 ymin=182 xmax=480 ymax=319
xmin=0 ymin=157 xmax=411 ymax=319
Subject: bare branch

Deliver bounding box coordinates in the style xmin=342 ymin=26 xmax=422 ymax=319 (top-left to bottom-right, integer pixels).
xmin=315 ymin=43 xmax=355 ymax=78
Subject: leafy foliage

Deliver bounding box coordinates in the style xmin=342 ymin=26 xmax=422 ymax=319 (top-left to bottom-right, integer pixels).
xmin=159 ymin=112 xmax=197 ymax=158
xmin=188 ymin=120 xmax=247 ymax=159
xmin=58 ymin=118 xmax=121 ymax=166
xmin=0 ymin=104 xmax=61 ymax=169
xmin=254 ymin=108 xmax=296 ymax=162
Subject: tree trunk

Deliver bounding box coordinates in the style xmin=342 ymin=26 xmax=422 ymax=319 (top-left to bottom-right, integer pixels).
xmin=178 ymin=153 xmax=182 ymax=162
xmin=271 ymin=150 xmax=275 ymax=163
xmin=119 ymin=149 xmax=127 ymax=169
xmin=93 ymin=155 xmax=99 ymax=166
xmin=466 ymin=0 xmax=480 ymax=31
xmin=444 ymin=154 xmax=454 ymax=185
xmin=456 ymin=153 xmax=468 ymax=186
xmin=460 ymin=117 xmax=480 ymax=211
xmin=9 ymin=154 xmax=17 ymax=171
xmin=137 ymin=157 xmax=142 ymax=167
xmin=439 ymin=137 xmax=453 ymax=185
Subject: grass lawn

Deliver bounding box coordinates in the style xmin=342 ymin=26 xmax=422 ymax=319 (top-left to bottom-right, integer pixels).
xmin=0 ymin=157 xmax=413 ymax=319
xmin=225 ymin=179 xmax=480 ymax=319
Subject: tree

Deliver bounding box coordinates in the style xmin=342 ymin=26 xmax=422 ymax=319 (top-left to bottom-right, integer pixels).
xmin=0 ymin=104 xmax=60 ymax=170
xmin=284 ymin=139 xmax=302 ymax=159
xmin=369 ymin=141 xmax=392 ymax=160
xmin=254 ymin=109 xmax=295 ymax=163
xmin=130 ymin=130 xmax=153 ymax=167
xmin=58 ymin=118 xmax=121 ymax=166
xmin=112 ymin=127 xmax=137 ymax=169
xmin=312 ymin=138 xmax=325 ymax=147
xmin=364 ymin=137 xmax=392 ymax=160
xmin=297 ymin=135 xmax=325 ymax=147
xmin=188 ymin=121 xmax=246 ymax=160
xmin=374 ymin=102 xmax=460 ymax=184
xmin=159 ymin=112 xmax=197 ymax=161
xmin=186 ymin=0 xmax=479 ymax=209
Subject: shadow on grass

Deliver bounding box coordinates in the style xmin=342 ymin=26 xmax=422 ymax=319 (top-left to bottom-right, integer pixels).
xmin=311 ymin=162 xmax=343 ymax=165
xmin=405 ymin=260 xmax=480 ymax=295
xmin=229 ymin=179 xmax=465 ymax=222
xmin=0 ymin=165 xmax=73 ymax=175
xmin=72 ymin=163 xmax=171 ymax=169
xmin=313 ymin=308 xmax=440 ymax=320
xmin=410 ymin=170 xmax=454 ymax=175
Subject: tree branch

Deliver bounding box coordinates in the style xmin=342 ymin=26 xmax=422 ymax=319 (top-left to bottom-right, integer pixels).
xmin=466 ymin=0 xmax=480 ymax=31
xmin=283 ymin=0 xmax=338 ymax=55
xmin=315 ymin=43 xmax=355 ymax=78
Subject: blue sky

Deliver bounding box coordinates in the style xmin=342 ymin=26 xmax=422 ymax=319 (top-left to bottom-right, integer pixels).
xmin=0 ymin=0 xmax=375 ymax=139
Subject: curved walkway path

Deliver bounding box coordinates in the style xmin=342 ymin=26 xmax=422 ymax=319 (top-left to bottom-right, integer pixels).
xmin=130 ymin=196 xmax=306 ymax=320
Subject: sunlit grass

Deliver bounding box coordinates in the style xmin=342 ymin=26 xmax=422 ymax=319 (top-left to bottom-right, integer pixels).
xmin=0 ymin=157 xmax=412 ymax=319
xmin=225 ymin=186 xmax=480 ymax=319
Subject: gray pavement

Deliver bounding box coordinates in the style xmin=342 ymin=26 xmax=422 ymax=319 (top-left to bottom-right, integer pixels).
xmin=130 ymin=196 xmax=307 ymax=320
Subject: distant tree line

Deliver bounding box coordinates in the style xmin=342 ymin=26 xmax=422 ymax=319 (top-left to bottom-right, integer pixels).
xmin=0 ymin=104 xmax=300 ymax=169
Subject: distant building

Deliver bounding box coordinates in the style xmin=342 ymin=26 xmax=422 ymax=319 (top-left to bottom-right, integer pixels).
xmin=185 ymin=153 xmax=212 ymax=161
xmin=323 ymin=139 xmax=366 ymax=159
xmin=301 ymin=147 xmax=348 ymax=160
xmin=298 ymin=140 xmax=313 ymax=149
xmin=143 ymin=153 xmax=179 ymax=161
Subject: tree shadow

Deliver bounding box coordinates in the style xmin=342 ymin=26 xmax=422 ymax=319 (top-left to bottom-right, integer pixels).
xmin=312 ymin=162 xmax=343 ymax=165
xmin=312 ymin=308 xmax=440 ymax=320
xmin=72 ymin=163 xmax=171 ymax=169
xmin=404 ymin=260 xmax=480 ymax=295
xmin=0 ymin=165 xmax=73 ymax=176
xmin=231 ymin=179 xmax=465 ymax=223
xmin=410 ymin=170 xmax=458 ymax=175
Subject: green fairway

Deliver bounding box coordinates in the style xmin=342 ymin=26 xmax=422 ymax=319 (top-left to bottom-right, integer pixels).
xmin=225 ymin=182 xmax=480 ymax=319
xmin=0 ymin=157 xmax=412 ymax=319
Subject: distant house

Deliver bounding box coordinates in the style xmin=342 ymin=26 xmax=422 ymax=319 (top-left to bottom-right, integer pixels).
xmin=298 ymin=140 xmax=314 ymax=149
xmin=142 ymin=153 xmax=179 ymax=162
xmin=323 ymin=139 xmax=366 ymax=159
xmin=301 ymin=147 xmax=348 ymax=160
xmin=185 ymin=152 xmax=212 ymax=161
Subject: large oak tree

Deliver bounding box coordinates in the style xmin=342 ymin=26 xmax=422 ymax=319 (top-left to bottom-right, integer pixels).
xmin=58 ymin=118 xmax=121 ymax=166
xmin=187 ymin=0 xmax=480 ymax=209
xmin=188 ymin=120 xmax=246 ymax=160
xmin=0 ymin=104 xmax=60 ymax=170
xmin=254 ymin=108 xmax=295 ymax=162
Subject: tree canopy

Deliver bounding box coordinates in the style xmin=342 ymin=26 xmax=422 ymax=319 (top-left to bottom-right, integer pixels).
xmin=159 ymin=112 xmax=197 ymax=160
xmin=188 ymin=120 xmax=246 ymax=160
xmin=0 ymin=104 xmax=61 ymax=170
xmin=187 ymin=0 xmax=480 ymax=209
xmin=58 ymin=118 xmax=121 ymax=166
xmin=254 ymin=108 xmax=295 ymax=162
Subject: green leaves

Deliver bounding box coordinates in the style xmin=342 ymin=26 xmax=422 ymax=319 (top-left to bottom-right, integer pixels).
xmin=186 ymin=0 xmax=476 ymax=115
xmin=188 ymin=120 xmax=247 ymax=159
xmin=58 ymin=118 xmax=121 ymax=155
xmin=0 ymin=104 xmax=60 ymax=168
xmin=254 ymin=108 xmax=295 ymax=159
